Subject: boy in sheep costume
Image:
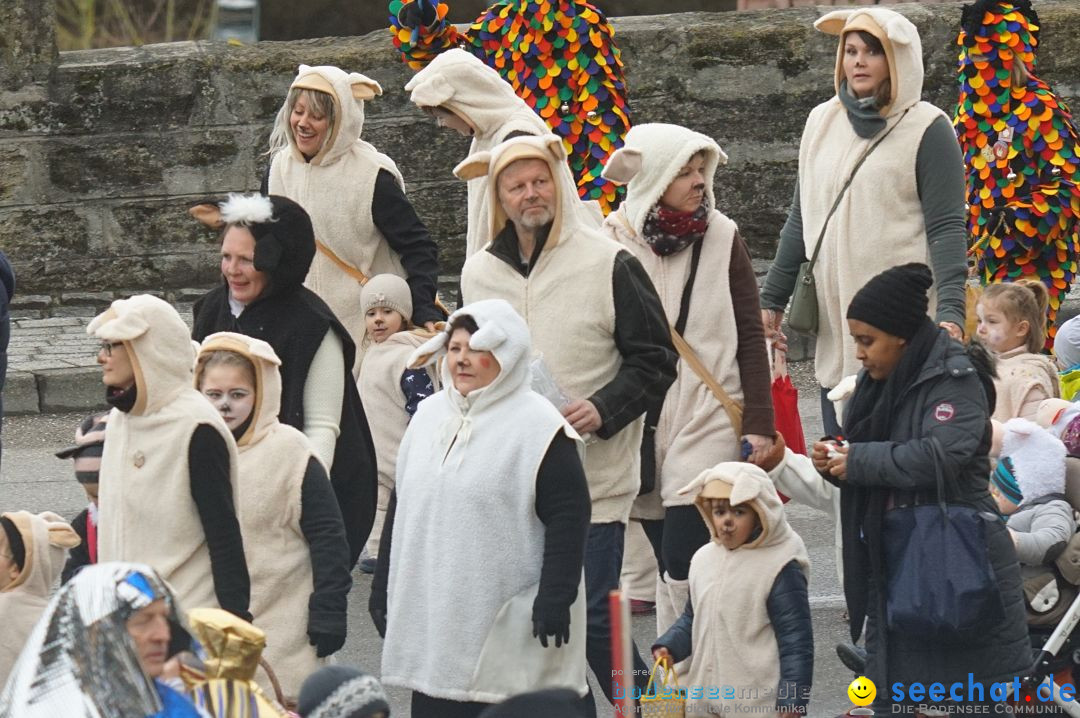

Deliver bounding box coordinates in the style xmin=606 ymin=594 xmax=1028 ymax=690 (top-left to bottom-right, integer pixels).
xmin=652 ymin=463 xmax=812 ymax=717
xmin=405 ymin=49 xmax=554 ymax=258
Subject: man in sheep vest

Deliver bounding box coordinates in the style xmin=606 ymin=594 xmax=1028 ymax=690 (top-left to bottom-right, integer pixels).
xmin=458 ymin=134 xmax=677 ymax=708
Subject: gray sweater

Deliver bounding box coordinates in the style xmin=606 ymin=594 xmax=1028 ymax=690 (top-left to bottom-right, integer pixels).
xmin=760 ymin=115 xmax=968 ymax=330
xmin=1007 ymin=494 xmax=1076 ymax=575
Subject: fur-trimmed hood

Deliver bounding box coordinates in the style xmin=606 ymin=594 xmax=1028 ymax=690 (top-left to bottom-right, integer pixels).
xmin=1001 ymin=417 xmax=1068 ymax=503
xmin=601 ymin=122 xmax=728 ymax=237
xmin=678 ymin=462 xmax=793 ymax=551
xmin=815 ymin=7 xmax=925 ymax=117
xmin=87 ymin=295 xmax=197 ymax=417
xmin=284 ymin=64 xmax=383 ymax=167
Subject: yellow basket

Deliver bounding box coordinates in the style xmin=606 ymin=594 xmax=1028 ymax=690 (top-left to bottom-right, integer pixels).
xmin=640 ymin=657 xmax=686 ymax=718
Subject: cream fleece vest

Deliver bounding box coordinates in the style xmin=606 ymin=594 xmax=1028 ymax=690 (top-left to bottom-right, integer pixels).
xmin=382 ymin=390 xmax=587 ymax=702
xmin=357 ymin=331 xmax=438 ymax=491
xmin=607 ymin=208 xmax=742 ymax=507
xmin=269 ymin=146 xmax=407 ymax=377
xmin=800 ymin=98 xmax=945 ymax=389
xmin=992 ymin=346 xmax=1061 ymax=421
xmin=237 ymin=423 xmax=318 ymax=697
xmin=461 ymin=233 xmax=639 ymax=524
xmin=98 ymin=390 xmax=239 ymax=614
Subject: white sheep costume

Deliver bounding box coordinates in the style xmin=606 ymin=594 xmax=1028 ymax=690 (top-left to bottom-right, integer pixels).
xmin=195 ymin=332 xmax=334 ymax=697
xmin=267 ymin=64 xmax=409 ymax=375
xmin=458 ymin=135 xmax=643 ymax=524
xmin=406 ymin=49 xmax=553 ymax=257
xmin=673 ymin=463 xmax=809 ymax=715
xmin=381 ymin=298 xmax=588 ymax=703
xmin=88 ymin=294 xmax=240 ymax=615
xmin=799 ymin=8 xmax=949 ymax=390
xmin=0 ymin=512 xmax=81 ymax=687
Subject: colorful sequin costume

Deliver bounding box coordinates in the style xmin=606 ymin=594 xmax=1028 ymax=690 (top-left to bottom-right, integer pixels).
xmin=389 ymin=0 xmax=629 ymax=213
xmin=955 ymin=0 xmax=1080 ymax=343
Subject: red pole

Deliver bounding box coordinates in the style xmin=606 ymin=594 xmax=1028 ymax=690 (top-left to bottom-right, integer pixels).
xmin=609 ymin=589 xmax=634 ymax=716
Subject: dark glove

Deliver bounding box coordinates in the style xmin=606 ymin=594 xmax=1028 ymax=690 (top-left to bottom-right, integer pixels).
xmin=308 ymin=630 xmax=346 ymax=658
xmin=397 ymin=0 xmax=438 ymax=29
xmin=532 ymin=603 xmax=571 ymax=648
xmin=370 ymin=606 xmax=387 ymax=638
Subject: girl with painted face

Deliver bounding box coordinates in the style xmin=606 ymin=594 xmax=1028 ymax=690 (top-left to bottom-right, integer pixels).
xmin=196 ymin=333 xmax=352 ymax=701
xmin=356 ymin=274 xmax=439 ymax=574
xmin=975 ymin=281 xmax=1060 ymax=421
xmin=263 ymin=65 xmax=444 ymax=372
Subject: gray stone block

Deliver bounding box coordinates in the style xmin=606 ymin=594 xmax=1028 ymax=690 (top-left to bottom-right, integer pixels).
xmin=2 ymin=371 xmax=39 ymax=415
xmin=36 ymin=368 xmax=105 ymax=413
xmin=9 ymin=294 xmax=52 ymax=310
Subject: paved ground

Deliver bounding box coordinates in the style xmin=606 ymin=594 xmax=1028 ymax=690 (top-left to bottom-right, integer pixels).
xmin=0 ymin=354 xmax=857 ymax=716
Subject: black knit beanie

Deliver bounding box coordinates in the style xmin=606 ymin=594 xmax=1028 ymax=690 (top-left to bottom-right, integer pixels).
xmin=298 ymin=665 xmax=390 ymax=718
xmin=478 ymin=689 xmax=587 ymax=718
xmin=846 ymin=262 xmax=934 ymax=340
xmin=0 ymin=515 xmax=25 ymax=572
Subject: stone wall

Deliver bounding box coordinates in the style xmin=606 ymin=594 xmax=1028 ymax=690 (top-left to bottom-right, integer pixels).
xmin=2 ymin=1 xmax=1079 ymax=304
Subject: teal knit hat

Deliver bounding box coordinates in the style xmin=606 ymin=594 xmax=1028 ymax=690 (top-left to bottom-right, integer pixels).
xmin=992 ymin=457 xmax=1023 ymax=506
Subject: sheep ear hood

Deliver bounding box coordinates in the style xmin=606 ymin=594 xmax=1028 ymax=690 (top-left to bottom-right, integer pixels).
xmin=287 ymin=64 xmax=383 ymax=166
xmin=87 ymin=295 xmax=195 ymax=416
xmin=195 ymin=332 xmax=283 ymax=448
xmin=405 ymin=49 xmax=550 ymax=140
xmin=1 ymin=511 xmax=80 ymax=595
xmin=677 ymin=462 xmax=789 ymax=550
xmin=408 ymin=298 xmax=533 ymax=407
xmin=816 ymin=7 xmax=924 ymax=117
xmin=453 ymin=134 xmax=583 ymax=250
xmin=1000 ymin=417 xmax=1068 ymax=503
xmin=602 ymin=123 xmax=727 ymax=236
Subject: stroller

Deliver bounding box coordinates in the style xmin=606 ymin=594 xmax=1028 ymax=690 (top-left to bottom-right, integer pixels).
xmin=1019 ymin=457 xmax=1080 ymax=716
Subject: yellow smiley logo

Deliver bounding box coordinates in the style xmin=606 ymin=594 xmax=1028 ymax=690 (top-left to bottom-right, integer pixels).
xmin=848 ymin=676 xmax=876 ymax=707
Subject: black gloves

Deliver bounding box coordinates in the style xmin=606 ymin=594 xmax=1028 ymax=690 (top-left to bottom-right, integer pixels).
xmin=308 ymin=630 xmax=346 ymax=658
xmin=532 ymin=603 xmax=571 ymax=648
xmin=370 ymin=606 xmax=387 ymax=639
xmin=398 ymin=0 xmax=438 ymax=29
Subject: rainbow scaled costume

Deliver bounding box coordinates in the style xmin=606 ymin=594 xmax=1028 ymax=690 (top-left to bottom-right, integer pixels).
xmin=389 ymin=0 xmax=629 ymax=213
xmin=955 ymin=0 xmax=1080 ymax=344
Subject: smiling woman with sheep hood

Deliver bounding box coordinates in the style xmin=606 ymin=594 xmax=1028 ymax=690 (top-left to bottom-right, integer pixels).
xmin=265 ymin=64 xmax=443 ymax=367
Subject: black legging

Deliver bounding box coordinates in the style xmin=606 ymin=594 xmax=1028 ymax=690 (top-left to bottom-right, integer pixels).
xmin=641 ymin=504 xmax=712 ymax=582
xmin=411 ymin=692 xmax=490 ymax=718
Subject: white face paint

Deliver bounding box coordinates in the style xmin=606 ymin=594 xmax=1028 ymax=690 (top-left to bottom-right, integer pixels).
xmin=200 ymin=364 xmax=256 ymax=431
xmin=975 ymin=301 xmax=1026 ymax=353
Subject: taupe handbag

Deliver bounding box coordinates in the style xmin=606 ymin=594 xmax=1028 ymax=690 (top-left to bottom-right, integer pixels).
xmin=787 ymin=108 xmax=911 ymax=334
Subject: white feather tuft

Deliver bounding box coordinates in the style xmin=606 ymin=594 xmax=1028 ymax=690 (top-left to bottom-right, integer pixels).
xmin=219 ymin=193 xmax=274 ymax=226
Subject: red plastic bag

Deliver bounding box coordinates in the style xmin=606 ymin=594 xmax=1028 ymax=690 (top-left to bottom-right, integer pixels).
xmin=771 ymin=347 xmax=807 ymax=456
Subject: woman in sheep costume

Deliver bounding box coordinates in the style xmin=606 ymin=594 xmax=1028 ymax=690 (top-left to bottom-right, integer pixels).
xmin=601 ymin=123 xmax=775 ymax=641
xmin=373 ymin=299 xmax=591 ymax=717
xmin=264 ymin=64 xmax=443 ymax=371
xmin=760 ymin=7 xmax=968 ymax=435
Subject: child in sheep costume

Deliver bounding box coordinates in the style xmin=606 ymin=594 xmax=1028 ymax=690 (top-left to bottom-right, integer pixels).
xmin=88 ymin=295 xmax=250 ymax=621
xmin=389 ymin=0 xmax=630 ymax=215
xmin=405 ymin=49 xmax=555 ymax=258
xmin=652 ymin=463 xmax=812 ymax=717
xmin=376 ymin=299 xmax=591 ymax=709
xmin=0 ymin=511 xmax=80 ymax=687
xmin=195 ymin=333 xmax=352 ymax=698
xmin=991 ymin=417 xmax=1077 ymax=622
xmin=265 ymin=64 xmax=443 ymax=369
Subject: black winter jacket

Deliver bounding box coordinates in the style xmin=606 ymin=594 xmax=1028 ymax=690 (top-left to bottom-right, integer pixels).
xmin=842 ymin=329 xmax=1030 ymax=705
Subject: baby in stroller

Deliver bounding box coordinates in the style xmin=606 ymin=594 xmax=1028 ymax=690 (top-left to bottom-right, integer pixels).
xmin=991 ymin=418 xmax=1077 ymax=626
